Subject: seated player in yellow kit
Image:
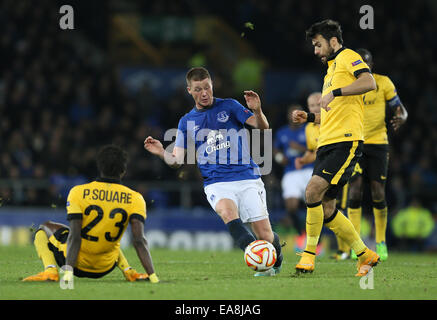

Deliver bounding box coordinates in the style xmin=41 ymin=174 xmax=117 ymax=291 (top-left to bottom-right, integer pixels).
xmin=23 ymin=145 xmax=159 ymax=283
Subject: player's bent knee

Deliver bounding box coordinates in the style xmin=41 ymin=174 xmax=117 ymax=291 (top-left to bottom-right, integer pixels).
xmin=322 ymin=200 xmax=336 ymax=220
xmin=305 ymin=186 xmax=323 ymax=204
xmin=371 ymin=183 xmax=385 ymax=202
xmin=215 ymin=199 xmax=239 ymax=224
xmin=348 ymin=185 xmax=362 ymax=201
xmin=217 ymin=208 xmax=239 ymax=224
xmin=305 ymin=176 xmax=329 ymax=203
xmin=39 ymin=222 xmax=53 ymax=235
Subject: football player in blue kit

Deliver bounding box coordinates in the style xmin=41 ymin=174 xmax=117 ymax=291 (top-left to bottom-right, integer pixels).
xmin=144 ymin=67 xmax=283 ymax=276
xmin=274 ymin=104 xmax=314 ymax=236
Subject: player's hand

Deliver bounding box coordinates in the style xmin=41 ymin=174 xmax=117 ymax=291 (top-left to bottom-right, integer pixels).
xmin=319 ymin=92 xmax=333 ymax=111
xmin=291 ymin=110 xmax=307 ymax=124
xmin=144 ymin=136 xmax=164 ymax=156
xmin=295 ymin=157 xmax=304 ymax=170
xmin=148 ymin=273 xmax=159 ymax=284
xmin=390 ymin=106 xmax=406 ymax=131
xmin=244 ymin=90 xmax=261 ymax=113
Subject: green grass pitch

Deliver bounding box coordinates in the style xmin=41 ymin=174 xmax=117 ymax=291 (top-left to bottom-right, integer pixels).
xmin=1 ymin=245 xmax=436 ymax=300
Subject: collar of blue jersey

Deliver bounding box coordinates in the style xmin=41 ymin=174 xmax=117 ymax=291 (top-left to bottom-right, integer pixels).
xmin=96 ymin=177 xmax=122 ymax=184
xmin=194 ymin=98 xmax=216 ymax=112
xmin=327 ymin=46 xmax=346 ymax=62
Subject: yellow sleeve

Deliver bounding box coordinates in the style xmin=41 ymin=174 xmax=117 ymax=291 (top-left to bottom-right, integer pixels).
xmin=66 ymin=186 xmax=83 ymax=219
xmin=305 ymin=124 xmax=317 ymax=151
xmin=381 ymin=76 xmax=397 ymax=101
xmin=130 ymin=192 xmax=147 ymax=222
xmin=343 ymin=50 xmax=371 ymax=78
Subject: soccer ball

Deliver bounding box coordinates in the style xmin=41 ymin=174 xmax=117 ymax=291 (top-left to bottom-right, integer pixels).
xmin=244 ymin=240 xmax=277 ymax=272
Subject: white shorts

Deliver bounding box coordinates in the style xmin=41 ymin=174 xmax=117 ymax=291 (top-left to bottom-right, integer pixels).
xmin=204 ymin=178 xmax=269 ymax=223
xmin=281 ymin=168 xmax=313 ymax=200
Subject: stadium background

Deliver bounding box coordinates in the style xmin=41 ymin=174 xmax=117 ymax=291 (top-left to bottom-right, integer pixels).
xmin=0 ymin=0 xmax=436 ymax=253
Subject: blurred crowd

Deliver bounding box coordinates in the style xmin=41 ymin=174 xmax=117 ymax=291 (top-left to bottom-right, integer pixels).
xmin=0 ymin=0 xmax=436 ymax=235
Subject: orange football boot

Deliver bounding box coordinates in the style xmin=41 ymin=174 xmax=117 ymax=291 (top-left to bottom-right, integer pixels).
xmin=355 ymin=249 xmax=380 ymax=277
xmin=295 ymin=252 xmax=315 ymax=274
xmin=22 ymin=267 xmax=59 ymax=282
xmin=123 ymin=268 xmax=149 ymax=282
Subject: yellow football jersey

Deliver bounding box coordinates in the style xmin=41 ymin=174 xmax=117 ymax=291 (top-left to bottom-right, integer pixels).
xmin=319 ymin=47 xmax=371 ymax=148
xmin=362 ymin=73 xmax=398 ymax=144
xmin=305 ymin=122 xmax=320 ymax=151
xmin=66 ymin=178 xmax=146 ymax=273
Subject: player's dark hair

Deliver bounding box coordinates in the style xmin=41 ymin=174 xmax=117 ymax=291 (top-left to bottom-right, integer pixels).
xmin=96 ymin=144 xmax=128 ymax=178
xmin=306 ymin=19 xmax=343 ymax=44
xmin=356 ymin=48 xmax=373 ymax=67
xmin=186 ymin=67 xmax=211 ymax=86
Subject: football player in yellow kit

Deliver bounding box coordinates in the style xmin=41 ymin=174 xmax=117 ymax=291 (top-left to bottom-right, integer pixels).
xmin=346 ymin=48 xmax=408 ymax=261
xmin=23 ymin=145 xmax=159 ymax=283
xmin=293 ymin=19 xmax=379 ymax=276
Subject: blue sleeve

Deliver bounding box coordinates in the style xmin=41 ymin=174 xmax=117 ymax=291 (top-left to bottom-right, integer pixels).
xmin=230 ymin=99 xmax=253 ymax=124
xmin=273 ymin=128 xmax=283 ymax=149
xmin=174 ymin=117 xmax=187 ymax=149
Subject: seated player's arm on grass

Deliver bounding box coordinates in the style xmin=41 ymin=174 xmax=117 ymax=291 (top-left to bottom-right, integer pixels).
xmin=65 ymin=217 xmax=82 ymax=268
xmin=336 ymin=72 xmax=376 ymax=96
xmin=130 ymin=216 xmax=156 ymax=276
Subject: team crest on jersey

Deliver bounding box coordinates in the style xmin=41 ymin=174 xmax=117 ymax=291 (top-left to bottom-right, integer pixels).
xmin=217 ymin=111 xmax=229 ymax=123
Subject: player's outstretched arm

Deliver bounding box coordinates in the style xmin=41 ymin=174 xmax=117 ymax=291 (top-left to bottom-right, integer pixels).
xmin=131 ymin=217 xmax=159 ymax=283
xmin=244 ymin=90 xmax=269 ymax=129
xmin=144 ymin=136 xmax=185 ymax=169
xmin=64 ymin=218 xmax=82 ymax=276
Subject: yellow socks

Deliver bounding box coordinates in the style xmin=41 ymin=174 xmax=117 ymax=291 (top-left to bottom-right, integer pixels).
xmin=325 ymin=210 xmax=367 ymax=257
xmin=373 ymin=201 xmax=388 ymax=243
xmin=336 ymin=235 xmax=350 ymax=253
xmin=304 ymin=201 xmax=324 ymax=254
xmin=348 ymin=206 xmax=362 ymax=236
xmin=34 ymin=229 xmax=57 ymax=270
xmin=117 ymin=249 xmax=131 ymax=272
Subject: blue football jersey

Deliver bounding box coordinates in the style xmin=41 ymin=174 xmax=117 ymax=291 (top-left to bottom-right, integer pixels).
xmin=274 ymin=124 xmax=313 ymax=173
xmin=175 ymin=98 xmax=260 ymax=186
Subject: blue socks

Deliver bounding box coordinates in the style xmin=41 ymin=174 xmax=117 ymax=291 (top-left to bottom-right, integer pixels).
xmin=272 ymin=232 xmax=283 ymax=268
